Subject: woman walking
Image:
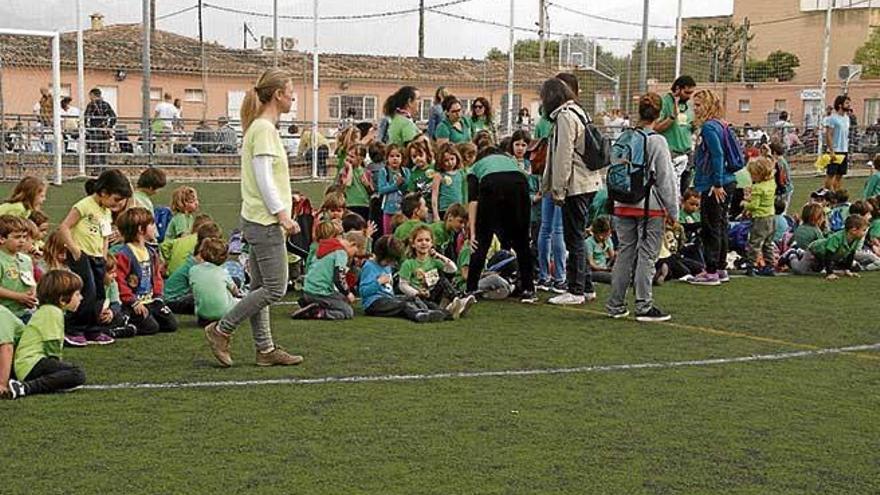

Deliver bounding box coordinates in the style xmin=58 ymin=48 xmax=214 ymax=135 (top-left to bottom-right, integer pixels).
xmin=606 ymin=93 xmax=678 ymax=321
xmin=204 ymin=68 xmax=303 ymax=367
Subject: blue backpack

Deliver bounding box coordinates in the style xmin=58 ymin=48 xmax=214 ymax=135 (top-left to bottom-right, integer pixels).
xmin=700 ymin=119 xmax=746 ymax=174
xmin=152 ymin=206 xmax=173 ymax=243
xmin=606 ymin=128 xmax=655 ymax=206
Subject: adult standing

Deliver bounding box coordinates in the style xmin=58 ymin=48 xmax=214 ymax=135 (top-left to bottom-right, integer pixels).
xmin=824 ymin=95 xmax=852 ymax=192
xmin=154 ymin=93 xmax=177 ymax=154
xmin=216 ymin=116 xmax=238 ymax=154
xmin=469 ymin=97 xmax=497 ymax=144
xmin=384 ymin=86 xmax=421 ymax=147
xmin=541 ymin=77 xmax=603 ymax=305
xmin=60 ymin=96 xmax=80 ymax=153
xmin=36 ymin=87 xmax=54 ymax=153
xmin=654 ymin=76 xmax=696 ymax=196
xmin=427 ymin=86 xmax=448 ymax=139
xmin=434 ymin=95 xmax=472 ymax=146
xmin=465 ymin=146 xmax=536 ymax=302
xmin=204 ymin=68 xmax=303 ymax=368
xmin=84 ymin=88 xmax=116 ymax=171
xmin=606 ymin=93 xmax=678 ymax=322
xmin=688 ymin=89 xmax=738 ymax=286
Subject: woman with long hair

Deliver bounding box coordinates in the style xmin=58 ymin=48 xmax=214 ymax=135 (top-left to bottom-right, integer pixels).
xmin=435 ymin=95 xmax=472 ymax=146
xmin=204 ymin=68 xmax=303 ymax=368
xmin=469 ymin=97 xmax=496 ymax=144
xmin=383 ymin=86 xmax=421 ymax=147
xmin=606 ymin=93 xmax=678 ymax=321
xmin=688 ymin=88 xmax=738 ymax=286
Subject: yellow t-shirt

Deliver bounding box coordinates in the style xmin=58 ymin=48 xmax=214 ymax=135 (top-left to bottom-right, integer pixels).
xmin=0 ymin=202 xmax=29 ymax=218
xmin=240 ymin=118 xmax=292 ymax=226
xmin=72 ymin=195 xmax=111 ymax=257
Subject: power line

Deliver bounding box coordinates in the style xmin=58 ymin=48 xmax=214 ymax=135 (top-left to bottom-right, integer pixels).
xmin=157 ymin=4 xmax=199 ymax=21
xmin=200 ymin=0 xmax=474 ymax=21
xmin=546 ymin=2 xmax=675 ymax=29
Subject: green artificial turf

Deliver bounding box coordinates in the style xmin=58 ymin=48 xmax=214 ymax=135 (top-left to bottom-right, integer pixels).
xmin=0 ymin=177 xmax=878 ymax=494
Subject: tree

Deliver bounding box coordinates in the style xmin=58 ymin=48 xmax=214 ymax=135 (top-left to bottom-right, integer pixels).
xmin=485 ymin=39 xmax=559 ymax=63
xmin=743 ymin=51 xmax=799 ymax=82
xmin=683 ymin=22 xmax=753 ymax=82
xmin=854 ymin=28 xmax=880 ymax=78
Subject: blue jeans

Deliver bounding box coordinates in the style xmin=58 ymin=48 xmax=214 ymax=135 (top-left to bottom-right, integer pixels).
xmin=537 ymin=195 xmax=566 ymax=282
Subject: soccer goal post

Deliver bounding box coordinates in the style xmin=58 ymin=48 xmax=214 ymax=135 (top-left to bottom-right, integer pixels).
xmin=0 ymin=28 xmax=62 ymax=185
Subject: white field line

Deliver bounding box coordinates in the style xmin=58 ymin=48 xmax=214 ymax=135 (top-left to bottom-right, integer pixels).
xmin=81 ymin=343 xmax=880 ymax=392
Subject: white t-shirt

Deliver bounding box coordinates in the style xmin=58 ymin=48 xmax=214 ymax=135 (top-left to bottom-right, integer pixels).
xmin=155 ymin=102 xmax=178 ymax=129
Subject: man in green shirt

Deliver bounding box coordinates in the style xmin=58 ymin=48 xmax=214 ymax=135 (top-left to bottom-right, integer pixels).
xmin=654 ymin=75 xmax=696 ymax=193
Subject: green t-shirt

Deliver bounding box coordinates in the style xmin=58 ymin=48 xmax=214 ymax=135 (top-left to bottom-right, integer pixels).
xmin=585 ymin=235 xmax=613 ymax=269
xmin=14 ymin=304 xmax=64 ymax=380
xmin=865 ymin=172 xmax=880 ymax=199
xmin=793 ymin=224 xmax=825 ymax=249
xmin=589 ymin=188 xmax=609 ymax=225
xmin=808 ymin=230 xmax=862 ymax=260
xmin=470 ymin=116 xmax=496 ymax=142
xmin=133 ymin=190 xmax=154 ymax=212
xmin=437 ymin=170 xmax=464 ymax=212
xmin=869 ymin=218 xmax=880 ymax=242
xmin=0 ymin=202 xmax=29 ymax=218
xmin=241 ymin=118 xmax=293 ymax=225
xmin=468 ymin=154 xmax=523 ymax=183
xmin=659 ymin=93 xmax=693 ymax=153
xmin=745 ymin=179 xmax=776 ymax=218
xmin=345 ymin=166 xmax=371 ymax=208
xmin=166 ymin=213 xmax=195 ymax=241
xmin=0 ymin=305 xmax=23 ymax=345
xmin=105 ymin=279 xmax=121 ymax=305
xmin=0 ymin=249 xmax=36 ymax=317
xmin=189 ymin=262 xmax=238 ymax=321
xmin=454 ymin=244 xmax=471 ymax=289
xmin=387 ymin=114 xmax=420 ymax=147
xmin=164 ymin=256 xmax=197 ymax=302
xmin=407 ymin=166 xmax=435 ymax=194
xmin=533 ymin=116 xmax=552 ymax=140
xmin=304 ymin=250 xmax=349 ymax=297
xmin=435 ymin=116 xmax=472 ymax=144
xmin=72 ymin=195 xmax=112 ymax=257
xmin=394 ymin=219 xmax=428 ymax=243
xmin=679 ymin=209 xmax=701 ymax=225
xmin=528 ymin=173 xmax=542 ymax=223
xmin=399 ymin=256 xmax=446 ymax=291
xmin=430 ymin=222 xmax=453 ymax=252
xmin=161 ymin=233 xmax=199 ymax=275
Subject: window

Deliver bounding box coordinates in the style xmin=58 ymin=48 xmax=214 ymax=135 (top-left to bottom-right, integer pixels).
xmin=184 ymin=88 xmax=205 ymax=103
xmin=738 ymin=99 xmax=751 ymax=113
xmin=150 ymin=88 xmax=162 ymax=101
xmin=329 ymin=95 xmax=377 ymax=121
xmin=419 ymin=98 xmax=433 ymax=122
xmin=865 ymin=99 xmax=880 ymax=128
xmin=774 ymin=99 xmax=787 ymax=111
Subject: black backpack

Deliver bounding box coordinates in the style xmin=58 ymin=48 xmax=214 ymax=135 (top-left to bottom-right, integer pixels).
xmin=570 ymin=108 xmax=611 ymax=171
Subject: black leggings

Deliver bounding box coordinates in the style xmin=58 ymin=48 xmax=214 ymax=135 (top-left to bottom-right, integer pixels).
xmin=65 ymin=255 xmax=106 ymax=337
xmin=700 ymin=183 xmax=736 ymax=273
xmin=467 ymin=172 xmax=534 ymax=293
xmin=366 ymin=296 xmax=444 ymax=321
xmin=123 ymin=300 xmax=178 ymax=335
xmin=21 ymin=357 xmax=85 ymax=396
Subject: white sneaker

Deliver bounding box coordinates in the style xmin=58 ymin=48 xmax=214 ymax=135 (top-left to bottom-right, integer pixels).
xmin=548 ymin=292 xmax=586 ymax=305
xmin=446 ymin=297 xmax=468 ymax=320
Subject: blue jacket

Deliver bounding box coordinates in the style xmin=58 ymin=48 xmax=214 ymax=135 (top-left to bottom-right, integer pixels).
xmin=427 ymin=104 xmax=444 ymax=139
xmin=694 ymin=120 xmax=737 ymax=193
xmin=377 ymin=167 xmax=411 ymax=215
xmin=358 ymin=260 xmax=394 ymax=310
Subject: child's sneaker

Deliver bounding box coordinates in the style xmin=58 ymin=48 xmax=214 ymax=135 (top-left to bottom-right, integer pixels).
xmin=519 ymin=291 xmax=539 ymax=304
xmin=635 ymin=306 xmax=672 ymax=322
xmin=535 ymin=280 xmax=552 ymax=292
xmin=756 ymin=266 xmax=776 ymax=277
xmin=607 ymin=307 xmax=629 ymax=319
xmin=446 ymin=297 xmax=468 ymax=320
xmin=256 ymin=346 xmax=303 ymax=367
xmin=109 ymin=323 xmax=138 ymax=339
xmin=688 ymin=271 xmax=721 ymax=286
xmin=7 ymin=379 xmax=26 ymax=400
xmin=548 ymin=292 xmax=585 ymax=305
xmin=64 ymin=335 xmax=88 ymax=348
xmin=290 ymin=303 xmax=320 ymax=320
xmin=204 ymin=322 xmax=233 ymax=368
xmin=88 ymin=333 xmax=115 ymax=345
xmin=460 ymin=295 xmax=477 ymax=317
xmin=550 ymin=281 xmax=568 ymax=294
xmin=413 ymin=311 xmax=433 ymax=323
xmin=718 ymin=270 xmax=731 ymax=283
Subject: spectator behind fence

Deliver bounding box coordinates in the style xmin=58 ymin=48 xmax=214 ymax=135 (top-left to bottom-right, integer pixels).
xmin=84 ymin=88 xmax=117 ymax=169
xmin=216 ymin=116 xmax=238 ymax=154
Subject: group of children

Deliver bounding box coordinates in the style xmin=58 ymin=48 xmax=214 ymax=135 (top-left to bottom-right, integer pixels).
xmin=0 ymin=168 xmax=241 ymax=399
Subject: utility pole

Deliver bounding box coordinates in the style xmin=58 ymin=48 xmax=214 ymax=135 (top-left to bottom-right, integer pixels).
xmin=740 ymin=17 xmax=749 ymax=83
xmin=150 ymin=0 xmax=156 ymax=32
xmin=819 ymin=0 xmax=834 ymax=153
xmin=674 ymin=0 xmax=683 ymax=78
xmin=419 ymin=0 xmax=425 ymax=58
xmin=76 ymin=0 xmax=86 ymax=176
xmin=639 ymin=0 xmax=649 ymax=93
xmin=507 ymin=0 xmax=514 ymax=133
xmin=273 ymin=0 xmax=279 ymax=67
xmin=142 ymin=0 xmax=153 ymax=166
xmin=198 ymin=0 xmax=207 ymax=119
xmin=538 ymin=1 xmax=546 ymax=63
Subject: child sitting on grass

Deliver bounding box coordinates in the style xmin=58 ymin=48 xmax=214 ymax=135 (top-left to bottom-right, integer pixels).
xmin=359 ymin=235 xmax=448 ymax=323
xmin=399 ymin=225 xmax=474 ymax=319
xmin=165 ymin=186 xmax=200 ymax=240
xmin=430 ymin=202 xmax=467 ymax=256
xmin=0 ymin=305 xmax=23 ymax=398
xmin=293 ymin=231 xmax=366 ymax=320
xmin=115 ymin=207 xmax=177 ymax=335
xmin=0 ymin=176 xmax=46 ymax=218
xmin=789 ymin=215 xmax=868 ymax=280
xmin=792 ymin=203 xmax=826 ymax=249
xmin=40 ymin=230 xmax=68 ymax=272
xmin=655 ymin=216 xmax=703 ymax=284
xmin=100 ymin=254 xmax=136 ymax=338
xmin=393 ymin=192 xmax=429 ymax=245
xmin=160 ymin=213 xmax=213 ymax=276
xmin=7 ymin=270 xmax=86 ymax=400
xmin=0 ymin=215 xmax=38 ymax=323
xmin=585 ymin=217 xmax=615 ymax=284
xmin=133 ymin=168 xmax=167 ymax=211
xmin=742 ymin=157 xmax=778 ymax=276
xmin=189 ymin=237 xmax=241 ymax=327
xmin=163 ymin=222 xmax=223 ymax=315
xmin=863 ymin=154 xmax=880 ymax=199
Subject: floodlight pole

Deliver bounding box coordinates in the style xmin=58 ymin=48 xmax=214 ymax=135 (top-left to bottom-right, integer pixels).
xmin=76 ymin=0 xmax=86 ymax=176
xmin=818 ymin=0 xmax=833 ymax=153
xmin=312 ymin=0 xmax=319 ymax=178
xmin=507 ymin=0 xmax=514 ymax=134
xmin=674 ymin=0 xmax=683 ymax=78
xmin=52 ymin=33 xmax=62 ymax=185
xmin=273 ymin=0 xmax=279 ymax=67
xmin=639 ymin=0 xmax=649 ymax=94
xmin=143 ymin=0 xmax=153 ymax=167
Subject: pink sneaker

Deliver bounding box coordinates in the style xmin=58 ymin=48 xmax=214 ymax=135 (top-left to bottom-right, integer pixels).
xmin=64 ymin=335 xmax=88 ymax=347
xmin=88 ymin=333 xmax=116 ymax=345
xmin=688 ymin=271 xmax=721 ymax=286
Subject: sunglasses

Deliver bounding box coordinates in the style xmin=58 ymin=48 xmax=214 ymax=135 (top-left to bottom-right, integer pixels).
xmin=473 ymin=104 xmax=484 ymax=109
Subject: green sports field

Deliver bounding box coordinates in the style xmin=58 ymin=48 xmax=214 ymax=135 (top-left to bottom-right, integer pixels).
xmin=1 ymin=177 xmax=878 ymax=494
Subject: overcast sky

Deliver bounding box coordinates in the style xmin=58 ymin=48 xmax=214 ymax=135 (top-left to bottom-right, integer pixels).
xmin=1 ymin=0 xmax=733 ymax=57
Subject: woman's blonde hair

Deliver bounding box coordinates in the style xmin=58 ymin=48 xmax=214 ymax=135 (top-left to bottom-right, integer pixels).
xmin=240 ymin=68 xmax=292 ymax=133
xmin=693 ymin=89 xmax=724 ymax=126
